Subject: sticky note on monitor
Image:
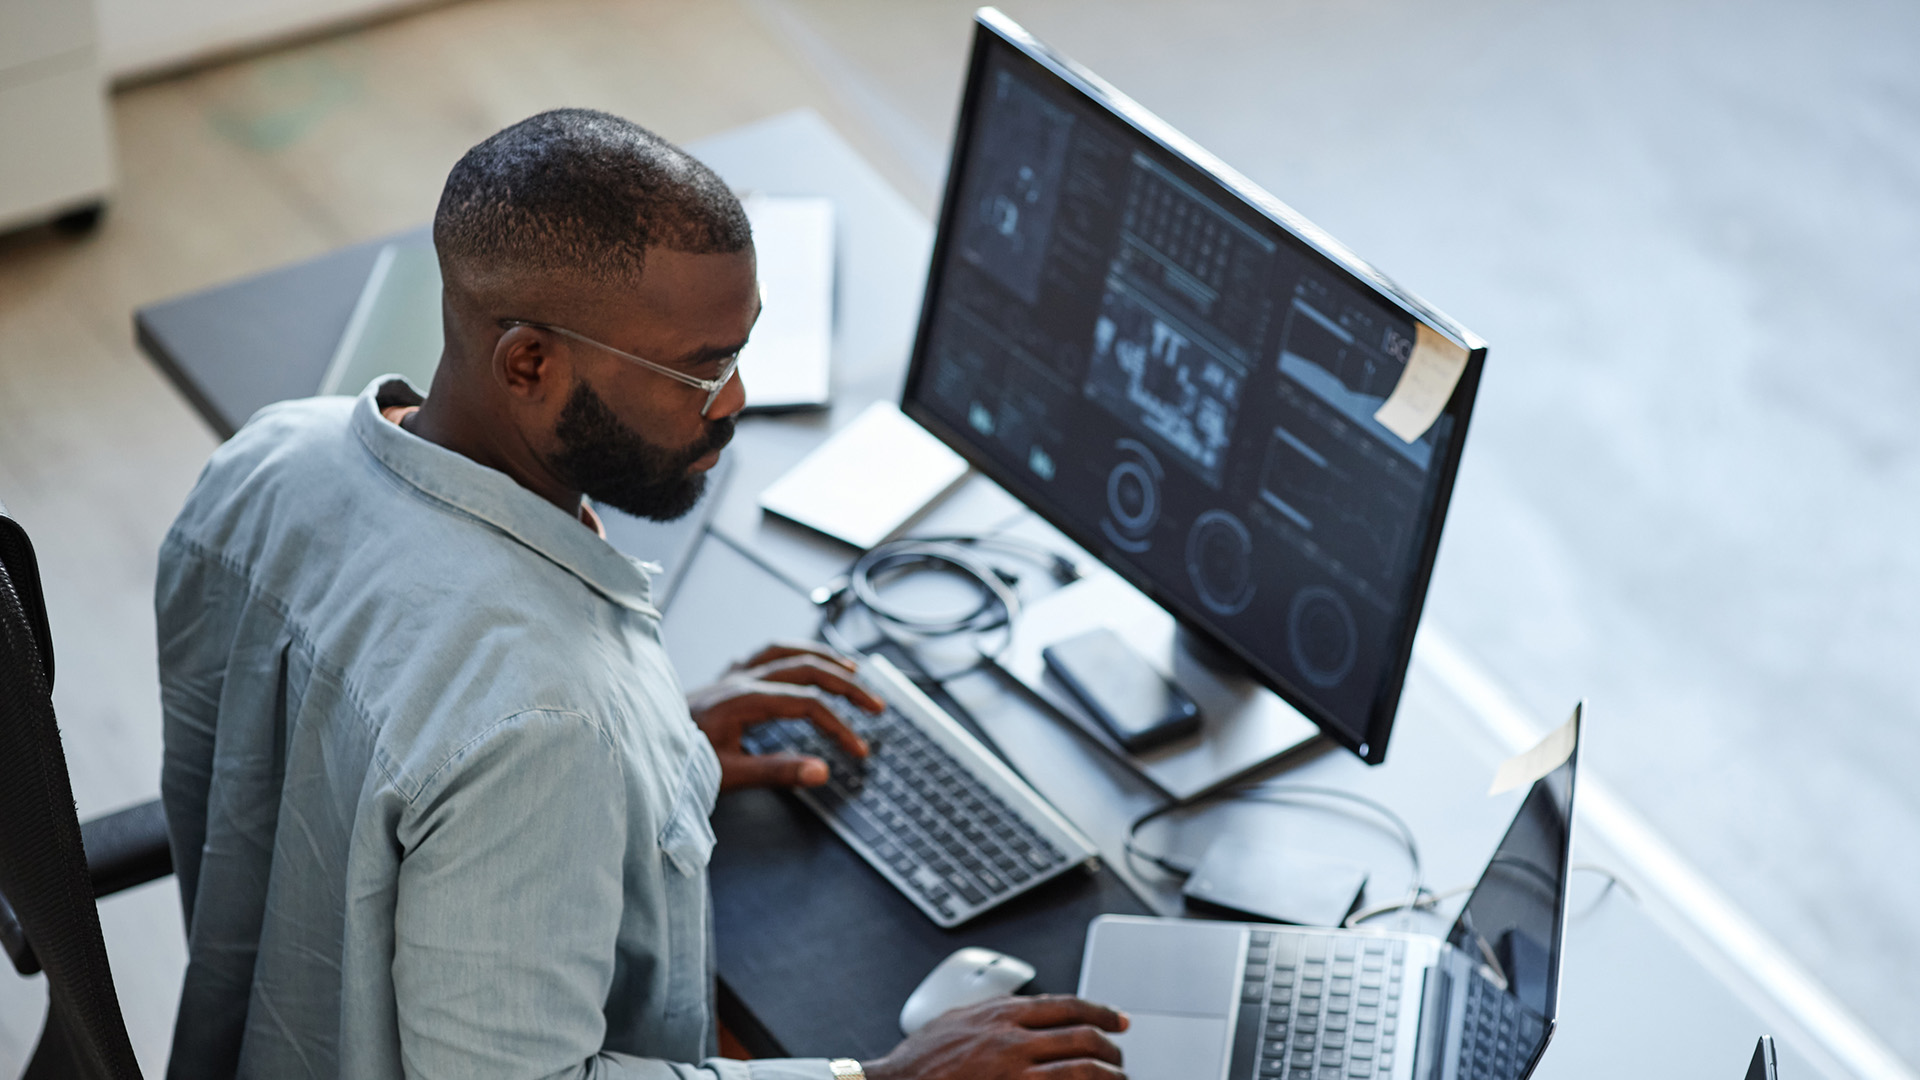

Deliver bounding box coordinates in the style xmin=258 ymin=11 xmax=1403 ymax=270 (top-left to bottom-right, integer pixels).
xmin=759 ymin=402 xmax=970 ymax=550
xmin=1373 ymin=323 xmax=1469 ymax=443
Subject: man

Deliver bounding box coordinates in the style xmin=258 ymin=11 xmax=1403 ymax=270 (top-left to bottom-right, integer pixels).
xmin=157 ymin=109 xmax=1127 ymax=1079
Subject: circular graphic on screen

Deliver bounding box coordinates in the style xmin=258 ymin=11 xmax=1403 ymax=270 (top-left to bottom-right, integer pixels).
xmin=1185 ymin=510 xmax=1256 ymax=616
xmin=1100 ymin=439 xmax=1163 ymax=554
xmin=1107 ymin=462 xmax=1158 ymax=532
xmin=1287 ymin=586 xmax=1359 ymax=689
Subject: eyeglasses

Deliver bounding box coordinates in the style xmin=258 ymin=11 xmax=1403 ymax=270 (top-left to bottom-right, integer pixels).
xmin=501 ymin=319 xmax=741 ymax=416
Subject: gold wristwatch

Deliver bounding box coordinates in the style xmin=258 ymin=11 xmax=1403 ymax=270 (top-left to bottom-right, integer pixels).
xmin=827 ymin=1060 xmax=866 ymax=1080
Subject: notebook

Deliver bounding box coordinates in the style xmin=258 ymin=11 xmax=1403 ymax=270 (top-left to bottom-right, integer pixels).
xmin=758 ymin=401 xmax=970 ymax=549
xmin=319 ymin=243 xmax=443 ymax=397
xmin=737 ymin=194 xmax=835 ymax=412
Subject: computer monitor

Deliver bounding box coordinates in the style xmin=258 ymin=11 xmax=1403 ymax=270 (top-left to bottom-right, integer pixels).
xmin=900 ymin=9 xmax=1488 ymax=764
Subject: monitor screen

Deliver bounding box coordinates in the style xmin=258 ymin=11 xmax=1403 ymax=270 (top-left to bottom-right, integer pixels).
xmin=902 ymin=10 xmax=1487 ymax=763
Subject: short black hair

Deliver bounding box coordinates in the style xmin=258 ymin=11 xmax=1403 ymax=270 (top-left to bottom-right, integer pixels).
xmin=434 ymin=108 xmax=750 ymax=283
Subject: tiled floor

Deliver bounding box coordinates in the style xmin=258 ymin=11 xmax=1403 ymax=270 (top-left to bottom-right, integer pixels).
xmin=1 ymin=0 xmax=1915 ymax=1074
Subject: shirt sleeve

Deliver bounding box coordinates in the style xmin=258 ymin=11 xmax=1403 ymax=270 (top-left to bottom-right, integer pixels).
xmin=390 ymin=707 xmax=837 ymax=1080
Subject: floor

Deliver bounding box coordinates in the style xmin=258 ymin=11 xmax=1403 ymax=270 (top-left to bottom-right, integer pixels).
xmin=1 ymin=0 xmax=1916 ymax=1074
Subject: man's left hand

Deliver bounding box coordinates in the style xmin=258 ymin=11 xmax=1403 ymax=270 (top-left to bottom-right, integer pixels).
xmin=688 ymin=641 xmax=883 ymax=792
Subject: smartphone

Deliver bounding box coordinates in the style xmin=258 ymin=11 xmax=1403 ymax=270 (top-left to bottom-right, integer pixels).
xmin=1746 ymin=1037 xmax=1779 ymax=1080
xmin=1042 ymin=628 xmax=1201 ymax=754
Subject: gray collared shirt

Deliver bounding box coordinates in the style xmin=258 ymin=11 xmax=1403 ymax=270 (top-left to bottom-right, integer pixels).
xmin=157 ymin=380 xmax=829 ymax=1080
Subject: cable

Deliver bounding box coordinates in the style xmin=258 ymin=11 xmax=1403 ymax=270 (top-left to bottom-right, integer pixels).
xmin=913 ymin=533 xmax=1082 ymax=586
xmin=1344 ymin=883 xmax=1468 ymax=928
xmin=1571 ymin=862 xmax=1638 ymax=904
xmin=850 ymin=541 xmax=1021 ymax=636
xmin=1123 ymin=781 xmax=1430 ymax=929
xmin=814 ymin=534 xmax=1078 ymax=681
xmin=1341 ymin=862 xmax=1639 ymax=927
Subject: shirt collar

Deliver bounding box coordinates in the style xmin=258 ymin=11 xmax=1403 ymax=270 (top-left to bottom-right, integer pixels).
xmin=352 ymin=378 xmax=659 ymax=618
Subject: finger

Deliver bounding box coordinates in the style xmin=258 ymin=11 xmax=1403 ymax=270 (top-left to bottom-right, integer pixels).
xmin=994 ymin=995 xmax=1130 ymax=1033
xmin=754 ymin=655 xmax=886 ymax=716
xmin=710 ymin=686 xmax=869 ymax=759
xmin=741 ymin=640 xmax=860 ymax=673
xmin=719 ymin=750 xmax=830 ymax=791
xmin=1020 ymin=1025 xmax=1124 ymax=1067
xmin=734 ymin=680 xmax=869 ymax=758
xmin=1025 ymin=1061 xmax=1126 ymax=1079
xmin=793 ymin=692 xmax=871 ymax=759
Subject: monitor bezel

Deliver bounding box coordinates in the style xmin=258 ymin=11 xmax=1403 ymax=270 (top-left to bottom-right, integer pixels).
xmin=900 ymin=7 xmax=1489 ymax=764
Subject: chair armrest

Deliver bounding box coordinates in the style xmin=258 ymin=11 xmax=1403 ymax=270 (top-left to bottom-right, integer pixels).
xmin=0 ymin=800 xmax=172 ymax=978
xmin=0 ymin=890 xmax=35 ymax=976
xmin=80 ymin=799 xmax=173 ymax=899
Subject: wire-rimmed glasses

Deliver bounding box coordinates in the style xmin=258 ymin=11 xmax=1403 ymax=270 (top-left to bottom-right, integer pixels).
xmin=501 ymin=319 xmax=741 ymax=416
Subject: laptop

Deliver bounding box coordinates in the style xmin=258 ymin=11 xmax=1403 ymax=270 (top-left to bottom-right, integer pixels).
xmin=1080 ymin=707 xmax=1581 ymax=1080
xmin=1746 ymin=1037 xmax=1779 ymax=1080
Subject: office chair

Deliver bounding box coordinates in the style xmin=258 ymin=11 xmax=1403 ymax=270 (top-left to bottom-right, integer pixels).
xmin=0 ymin=500 xmax=173 ymax=1079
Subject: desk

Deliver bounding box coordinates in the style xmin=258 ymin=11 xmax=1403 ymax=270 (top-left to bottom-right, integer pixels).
xmin=135 ymin=109 xmax=1821 ymax=1079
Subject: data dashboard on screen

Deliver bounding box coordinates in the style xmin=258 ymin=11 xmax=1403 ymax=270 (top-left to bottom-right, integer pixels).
xmin=902 ymin=12 xmax=1487 ymax=763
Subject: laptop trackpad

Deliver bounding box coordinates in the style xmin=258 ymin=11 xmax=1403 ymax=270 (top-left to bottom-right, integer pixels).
xmin=1079 ymin=917 xmax=1244 ymax=1016
xmin=1111 ymin=1013 xmax=1231 ymax=1080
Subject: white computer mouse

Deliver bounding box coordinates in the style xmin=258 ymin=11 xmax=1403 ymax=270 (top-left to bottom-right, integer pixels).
xmin=898 ymin=947 xmax=1038 ymax=1035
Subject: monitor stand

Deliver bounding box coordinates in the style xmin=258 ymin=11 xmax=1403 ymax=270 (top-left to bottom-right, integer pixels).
xmin=1000 ymin=571 xmax=1324 ymax=801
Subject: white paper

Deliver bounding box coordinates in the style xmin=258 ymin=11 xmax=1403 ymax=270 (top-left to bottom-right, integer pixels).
xmin=758 ymin=402 xmax=969 ymax=549
xmin=1372 ymin=323 xmax=1469 ymax=443
xmin=737 ymin=195 xmax=835 ymax=410
xmin=1489 ymin=705 xmax=1581 ymax=795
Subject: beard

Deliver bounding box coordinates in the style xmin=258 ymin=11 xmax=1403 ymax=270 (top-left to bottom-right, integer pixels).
xmin=542 ymin=379 xmax=735 ymax=522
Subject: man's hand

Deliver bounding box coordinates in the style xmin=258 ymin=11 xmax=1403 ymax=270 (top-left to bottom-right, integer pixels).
xmin=864 ymin=995 xmax=1128 ymax=1080
xmin=688 ymin=641 xmax=884 ymax=792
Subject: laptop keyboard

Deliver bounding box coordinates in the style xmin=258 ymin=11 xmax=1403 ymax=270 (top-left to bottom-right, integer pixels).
xmin=1237 ymin=931 xmax=1407 ymax=1080
xmin=1454 ymin=966 xmax=1544 ymax=1080
xmin=742 ymin=697 xmax=1076 ymax=927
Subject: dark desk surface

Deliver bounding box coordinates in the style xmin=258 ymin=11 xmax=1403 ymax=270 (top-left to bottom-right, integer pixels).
xmin=134 ymin=108 xmax=1821 ymax=1079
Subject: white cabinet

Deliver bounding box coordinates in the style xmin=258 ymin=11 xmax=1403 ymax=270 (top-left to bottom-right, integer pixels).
xmin=0 ymin=0 xmax=113 ymax=233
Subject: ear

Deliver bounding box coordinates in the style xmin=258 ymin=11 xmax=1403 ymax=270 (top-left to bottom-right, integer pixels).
xmin=493 ymin=324 xmax=568 ymax=403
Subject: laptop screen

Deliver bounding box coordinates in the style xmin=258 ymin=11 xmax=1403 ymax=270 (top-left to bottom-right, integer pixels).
xmin=1445 ymin=732 xmax=1578 ymax=1074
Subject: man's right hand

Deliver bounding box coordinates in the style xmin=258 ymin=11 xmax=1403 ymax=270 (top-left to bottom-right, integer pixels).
xmin=862 ymin=995 xmax=1128 ymax=1080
